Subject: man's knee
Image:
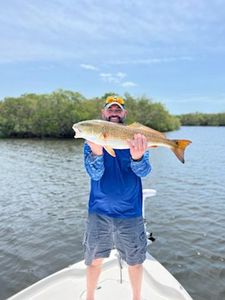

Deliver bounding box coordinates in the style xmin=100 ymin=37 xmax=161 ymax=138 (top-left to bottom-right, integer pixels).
xmin=128 ymin=263 xmax=143 ymax=270
xmin=89 ymin=258 xmax=104 ymax=268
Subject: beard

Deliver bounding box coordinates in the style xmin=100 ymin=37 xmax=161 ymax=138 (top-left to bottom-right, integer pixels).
xmin=106 ymin=116 xmax=125 ymax=123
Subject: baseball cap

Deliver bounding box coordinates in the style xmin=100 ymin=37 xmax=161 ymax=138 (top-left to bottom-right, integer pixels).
xmin=104 ymin=95 xmax=125 ymax=110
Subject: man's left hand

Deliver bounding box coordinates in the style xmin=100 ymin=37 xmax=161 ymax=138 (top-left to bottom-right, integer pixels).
xmin=127 ymin=134 xmax=148 ymax=161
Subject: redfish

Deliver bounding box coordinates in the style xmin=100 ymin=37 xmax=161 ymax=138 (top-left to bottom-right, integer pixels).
xmin=72 ymin=120 xmax=192 ymax=163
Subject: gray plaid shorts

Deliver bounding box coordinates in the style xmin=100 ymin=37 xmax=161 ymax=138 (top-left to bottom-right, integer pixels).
xmin=83 ymin=213 xmax=147 ymax=266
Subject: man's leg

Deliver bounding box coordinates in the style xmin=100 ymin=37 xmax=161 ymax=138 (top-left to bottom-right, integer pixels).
xmin=114 ymin=217 xmax=147 ymax=300
xmin=86 ymin=258 xmax=103 ymax=300
xmin=84 ymin=214 xmax=113 ymax=299
xmin=128 ymin=264 xmax=143 ymax=300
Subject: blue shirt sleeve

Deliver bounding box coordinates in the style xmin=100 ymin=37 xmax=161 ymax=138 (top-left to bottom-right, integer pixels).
xmin=130 ymin=151 xmax=151 ymax=177
xmin=83 ymin=142 xmax=105 ymax=181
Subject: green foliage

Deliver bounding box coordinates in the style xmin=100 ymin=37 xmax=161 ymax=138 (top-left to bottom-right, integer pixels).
xmin=0 ymin=90 xmax=87 ymax=138
xmin=124 ymin=94 xmax=180 ymax=131
xmin=0 ymin=90 xmax=180 ymax=138
xmin=178 ymin=112 xmax=225 ymax=126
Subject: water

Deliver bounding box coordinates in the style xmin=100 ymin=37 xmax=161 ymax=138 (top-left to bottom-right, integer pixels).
xmin=0 ymin=127 xmax=225 ymax=300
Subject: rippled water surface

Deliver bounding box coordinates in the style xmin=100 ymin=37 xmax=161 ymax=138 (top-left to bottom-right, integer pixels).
xmin=0 ymin=127 xmax=225 ymax=300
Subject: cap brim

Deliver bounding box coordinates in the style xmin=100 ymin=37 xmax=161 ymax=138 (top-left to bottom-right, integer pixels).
xmin=104 ymin=102 xmax=124 ymax=110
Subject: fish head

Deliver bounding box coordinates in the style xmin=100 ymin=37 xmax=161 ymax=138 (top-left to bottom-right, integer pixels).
xmin=72 ymin=124 xmax=82 ymax=138
xmin=72 ymin=120 xmax=97 ymax=140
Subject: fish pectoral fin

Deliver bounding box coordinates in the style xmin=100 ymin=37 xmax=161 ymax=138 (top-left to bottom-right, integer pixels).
xmin=127 ymin=122 xmax=165 ymax=138
xmin=104 ymin=146 xmax=116 ymax=157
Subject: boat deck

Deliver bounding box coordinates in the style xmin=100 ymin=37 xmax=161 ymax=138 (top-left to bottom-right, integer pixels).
xmin=8 ymin=250 xmax=192 ymax=300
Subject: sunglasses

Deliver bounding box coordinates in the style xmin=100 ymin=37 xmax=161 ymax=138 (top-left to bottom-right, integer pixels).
xmin=105 ymin=96 xmax=125 ymax=105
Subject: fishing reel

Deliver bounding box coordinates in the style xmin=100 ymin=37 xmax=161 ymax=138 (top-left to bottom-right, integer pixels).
xmin=147 ymin=231 xmax=156 ymax=243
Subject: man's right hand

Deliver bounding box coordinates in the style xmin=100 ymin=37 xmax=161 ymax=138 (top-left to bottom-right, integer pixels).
xmin=87 ymin=141 xmax=103 ymax=156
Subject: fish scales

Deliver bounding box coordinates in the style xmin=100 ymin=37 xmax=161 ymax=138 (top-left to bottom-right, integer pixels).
xmin=72 ymin=120 xmax=192 ymax=163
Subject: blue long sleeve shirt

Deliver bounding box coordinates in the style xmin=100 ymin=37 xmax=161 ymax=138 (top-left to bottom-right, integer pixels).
xmin=84 ymin=142 xmax=151 ymax=218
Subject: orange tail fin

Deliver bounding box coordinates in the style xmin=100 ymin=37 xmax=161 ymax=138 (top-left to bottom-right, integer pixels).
xmin=172 ymin=139 xmax=192 ymax=163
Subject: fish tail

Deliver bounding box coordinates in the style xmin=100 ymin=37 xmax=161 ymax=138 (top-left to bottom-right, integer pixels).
xmin=171 ymin=139 xmax=192 ymax=163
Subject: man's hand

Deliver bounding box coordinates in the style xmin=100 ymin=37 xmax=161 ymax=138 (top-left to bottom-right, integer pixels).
xmin=87 ymin=141 xmax=103 ymax=156
xmin=127 ymin=134 xmax=148 ymax=160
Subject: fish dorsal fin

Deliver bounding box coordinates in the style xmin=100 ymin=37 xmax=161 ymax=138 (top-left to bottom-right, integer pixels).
xmin=127 ymin=122 xmax=165 ymax=138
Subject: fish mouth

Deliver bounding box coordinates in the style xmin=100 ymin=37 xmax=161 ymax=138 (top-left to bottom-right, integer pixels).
xmin=72 ymin=126 xmax=81 ymax=138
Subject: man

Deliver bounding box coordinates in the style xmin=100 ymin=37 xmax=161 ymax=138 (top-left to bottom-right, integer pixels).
xmin=83 ymin=95 xmax=152 ymax=300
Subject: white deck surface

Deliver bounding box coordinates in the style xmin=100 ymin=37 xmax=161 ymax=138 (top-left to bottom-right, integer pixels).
xmin=8 ymin=250 xmax=192 ymax=300
xmin=7 ymin=190 xmax=193 ymax=300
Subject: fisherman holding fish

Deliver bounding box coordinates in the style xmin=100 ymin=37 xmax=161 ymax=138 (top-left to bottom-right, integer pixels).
xmin=80 ymin=96 xmax=151 ymax=300
xmin=72 ymin=95 xmax=191 ymax=300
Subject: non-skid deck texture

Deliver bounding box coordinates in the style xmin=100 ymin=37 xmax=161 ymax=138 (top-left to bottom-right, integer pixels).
xmin=8 ymin=252 xmax=192 ymax=300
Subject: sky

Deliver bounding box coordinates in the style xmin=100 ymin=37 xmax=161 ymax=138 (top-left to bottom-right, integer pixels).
xmin=0 ymin=0 xmax=225 ymax=114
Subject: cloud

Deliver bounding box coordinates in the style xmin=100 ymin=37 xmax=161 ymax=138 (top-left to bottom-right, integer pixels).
xmin=80 ymin=64 xmax=98 ymax=71
xmin=1 ymin=1 xmax=225 ymax=64
xmin=100 ymin=73 xmax=114 ymax=83
xmin=116 ymin=72 xmax=126 ymax=79
xmin=80 ymin=65 xmax=137 ymax=88
xmin=99 ymin=72 xmax=137 ymax=87
xmin=121 ymin=81 xmax=137 ymax=87
xmin=100 ymin=72 xmax=127 ymax=84
xmin=107 ymin=56 xmax=193 ymax=65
